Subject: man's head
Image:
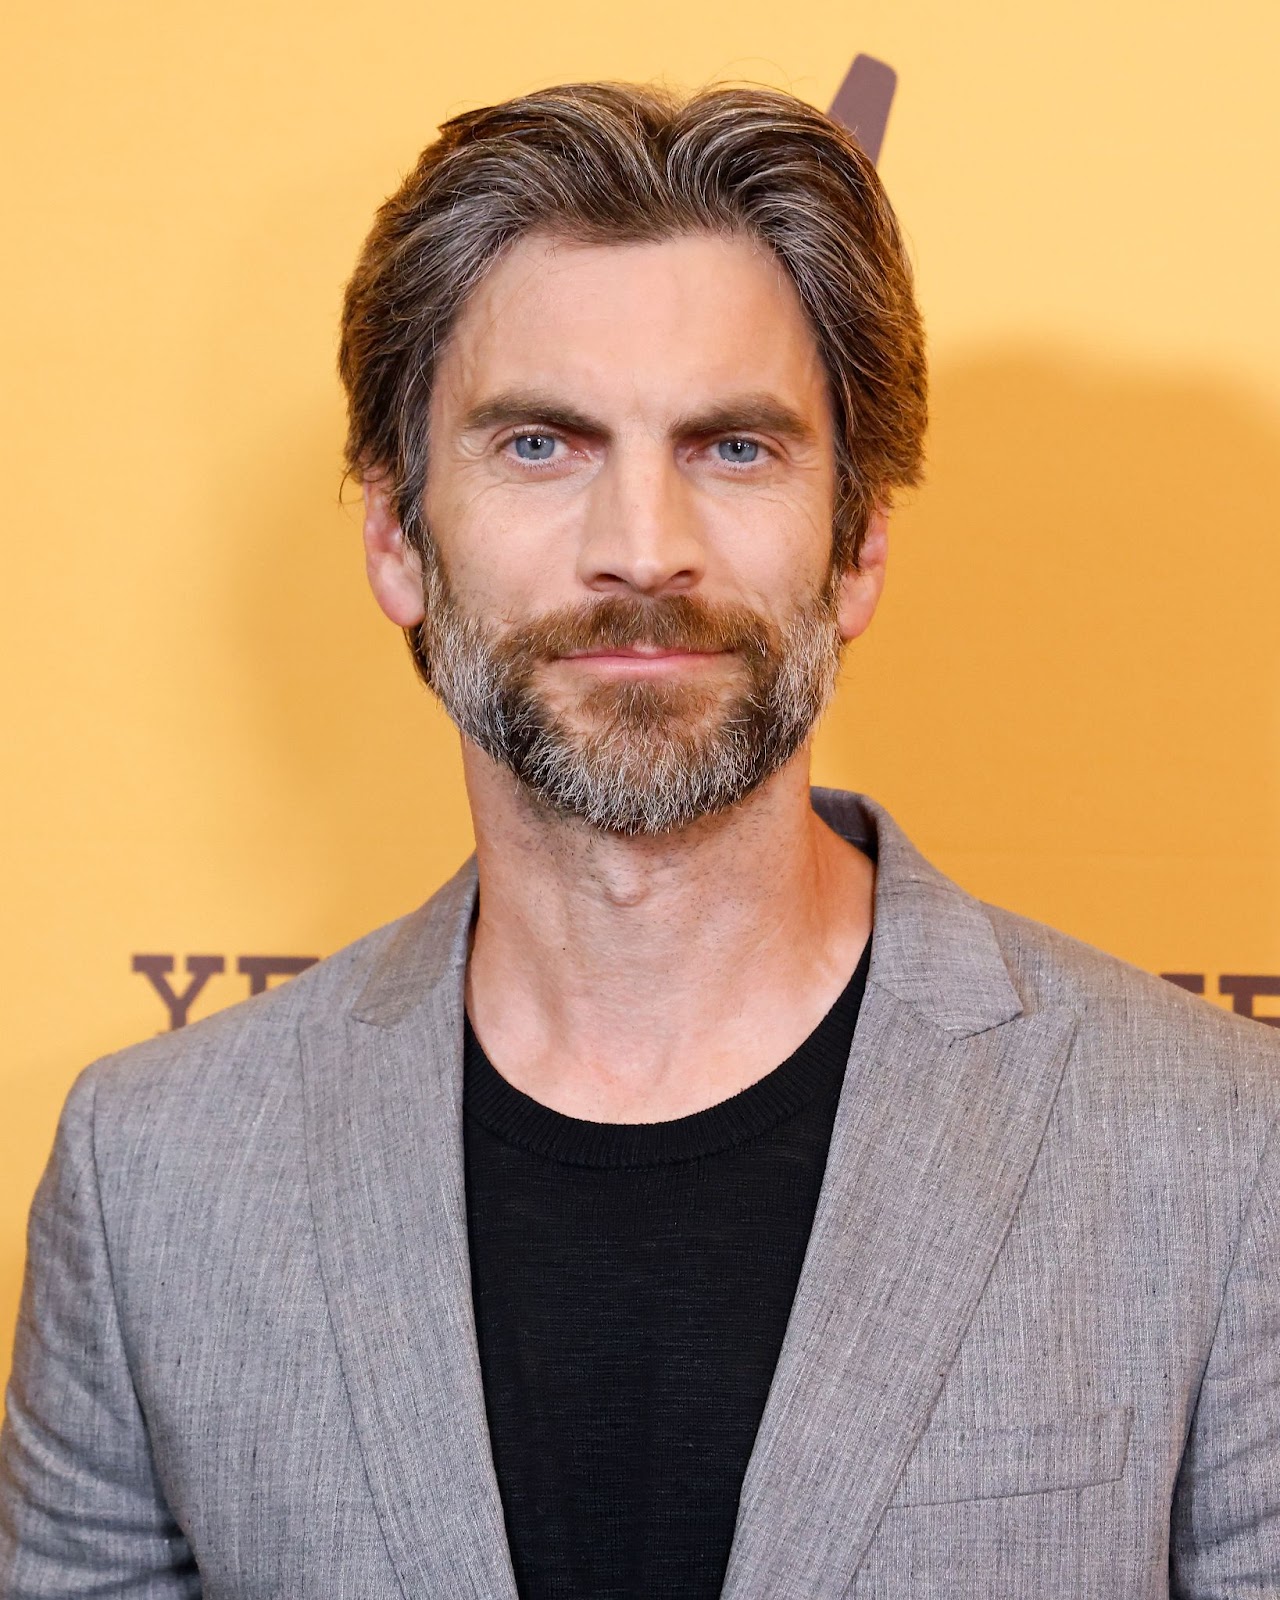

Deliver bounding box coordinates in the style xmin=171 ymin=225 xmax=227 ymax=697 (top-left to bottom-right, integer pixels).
xmin=339 ymin=82 xmax=926 ymax=835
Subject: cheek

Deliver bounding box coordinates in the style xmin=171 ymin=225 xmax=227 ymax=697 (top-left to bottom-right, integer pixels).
xmin=701 ymin=491 xmax=833 ymax=602
xmin=432 ymin=486 xmax=585 ymax=614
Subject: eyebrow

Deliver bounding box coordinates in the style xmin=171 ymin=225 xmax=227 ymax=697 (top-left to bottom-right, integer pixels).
xmin=673 ymin=396 xmax=820 ymax=446
xmin=457 ymin=389 xmax=820 ymax=446
xmin=460 ymin=393 xmax=603 ymax=437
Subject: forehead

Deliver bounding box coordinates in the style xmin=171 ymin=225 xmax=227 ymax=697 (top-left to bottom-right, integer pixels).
xmin=432 ymin=230 xmax=830 ymax=424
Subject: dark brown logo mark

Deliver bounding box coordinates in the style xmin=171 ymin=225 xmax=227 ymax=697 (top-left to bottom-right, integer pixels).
xmin=827 ymin=54 xmax=897 ymax=165
xmin=1162 ymin=972 xmax=1280 ymax=1027
xmin=133 ymin=953 xmax=318 ymax=1031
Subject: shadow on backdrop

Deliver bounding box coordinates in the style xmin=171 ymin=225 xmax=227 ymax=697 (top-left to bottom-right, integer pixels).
xmin=820 ymin=347 xmax=1280 ymax=963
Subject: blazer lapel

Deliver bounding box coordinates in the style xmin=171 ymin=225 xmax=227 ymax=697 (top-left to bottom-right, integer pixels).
xmin=298 ymin=789 xmax=1075 ymax=1599
xmin=720 ymin=793 xmax=1079 ymax=1597
xmin=301 ymin=860 xmax=520 ymax=1600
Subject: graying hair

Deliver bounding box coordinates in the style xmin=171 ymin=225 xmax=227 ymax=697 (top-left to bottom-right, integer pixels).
xmin=339 ymin=79 xmax=927 ymax=623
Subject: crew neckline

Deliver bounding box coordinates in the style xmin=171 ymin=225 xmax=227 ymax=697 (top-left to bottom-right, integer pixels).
xmin=463 ymin=937 xmax=870 ymax=1170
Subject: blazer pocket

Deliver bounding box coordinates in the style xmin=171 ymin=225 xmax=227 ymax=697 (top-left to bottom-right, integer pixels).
xmin=888 ymin=1405 xmax=1133 ymax=1506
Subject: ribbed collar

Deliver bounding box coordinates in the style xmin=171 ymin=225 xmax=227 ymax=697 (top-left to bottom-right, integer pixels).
xmin=462 ymin=936 xmax=871 ymax=1170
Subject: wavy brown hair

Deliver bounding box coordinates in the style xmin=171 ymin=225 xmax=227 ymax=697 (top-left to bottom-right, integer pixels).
xmin=338 ymin=80 xmax=927 ymax=573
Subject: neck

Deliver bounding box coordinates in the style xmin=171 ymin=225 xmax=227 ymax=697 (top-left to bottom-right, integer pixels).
xmin=463 ymin=747 xmax=874 ymax=1122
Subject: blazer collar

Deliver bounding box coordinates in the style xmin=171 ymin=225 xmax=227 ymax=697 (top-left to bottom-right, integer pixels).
xmin=351 ymin=787 xmax=1024 ymax=1038
xmin=307 ymin=790 xmax=1071 ymax=1596
xmin=809 ymin=786 xmax=1023 ymax=1035
xmin=351 ymin=850 xmax=478 ymax=1027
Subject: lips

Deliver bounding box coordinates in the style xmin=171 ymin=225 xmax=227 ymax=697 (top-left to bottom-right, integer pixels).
xmin=563 ymin=646 xmax=724 ymax=660
xmin=557 ymin=646 xmax=732 ymax=675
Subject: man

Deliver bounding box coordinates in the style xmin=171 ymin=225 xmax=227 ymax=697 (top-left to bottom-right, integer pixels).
xmin=2 ymin=79 xmax=1278 ymax=1599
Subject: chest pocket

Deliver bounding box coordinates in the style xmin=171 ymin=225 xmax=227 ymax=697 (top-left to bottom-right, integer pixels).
xmin=887 ymin=1405 xmax=1133 ymax=1506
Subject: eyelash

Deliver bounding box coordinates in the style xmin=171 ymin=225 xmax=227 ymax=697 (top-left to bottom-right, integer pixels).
xmin=499 ymin=430 xmax=773 ymax=468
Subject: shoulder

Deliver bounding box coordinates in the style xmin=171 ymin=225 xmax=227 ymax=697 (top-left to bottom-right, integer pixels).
xmin=65 ymin=902 xmax=422 ymax=1157
xmin=985 ymin=897 xmax=1276 ymax=1060
xmin=984 ymin=899 xmax=1280 ymax=1145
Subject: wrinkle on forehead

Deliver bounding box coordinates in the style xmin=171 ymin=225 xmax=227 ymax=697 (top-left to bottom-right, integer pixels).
xmin=430 ymin=229 xmax=833 ymax=443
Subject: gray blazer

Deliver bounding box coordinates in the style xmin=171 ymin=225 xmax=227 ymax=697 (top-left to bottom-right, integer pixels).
xmin=3 ymin=789 xmax=1279 ymax=1598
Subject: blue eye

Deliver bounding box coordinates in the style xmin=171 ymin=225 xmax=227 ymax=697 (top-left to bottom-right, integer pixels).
xmin=717 ymin=438 xmax=760 ymax=464
xmin=512 ymin=433 xmax=558 ymax=461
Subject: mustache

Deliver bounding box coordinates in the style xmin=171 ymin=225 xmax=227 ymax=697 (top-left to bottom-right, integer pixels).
xmin=495 ymin=596 xmax=776 ymax=664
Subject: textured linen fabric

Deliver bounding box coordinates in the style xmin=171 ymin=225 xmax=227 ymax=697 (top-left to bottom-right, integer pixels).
xmin=0 ymin=789 xmax=1277 ymax=1598
xmin=463 ymin=943 xmax=867 ymax=1599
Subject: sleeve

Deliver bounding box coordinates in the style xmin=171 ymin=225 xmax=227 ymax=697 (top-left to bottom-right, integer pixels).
xmin=1171 ymin=1113 xmax=1280 ymax=1595
xmin=0 ymin=1067 xmax=201 ymax=1597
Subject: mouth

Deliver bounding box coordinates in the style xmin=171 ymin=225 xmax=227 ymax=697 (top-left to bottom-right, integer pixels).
xmin=557 ymin=646 xmax=731 ymax=674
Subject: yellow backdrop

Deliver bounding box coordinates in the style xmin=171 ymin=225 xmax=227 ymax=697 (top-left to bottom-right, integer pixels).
xmin=4 ymin=0 xmax=1279 ymax=1380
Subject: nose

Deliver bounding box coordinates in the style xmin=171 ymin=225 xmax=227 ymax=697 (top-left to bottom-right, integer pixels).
xmin=576 ymin=444 xmax=706 ymax=597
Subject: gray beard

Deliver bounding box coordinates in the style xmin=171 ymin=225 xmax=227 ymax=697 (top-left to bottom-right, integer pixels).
xmin=413 ymin=557 xmax=844 ymax=837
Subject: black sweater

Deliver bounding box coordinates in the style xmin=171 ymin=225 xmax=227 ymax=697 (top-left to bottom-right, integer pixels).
xmin=462 ymin=939 xmax=869 ymax=1600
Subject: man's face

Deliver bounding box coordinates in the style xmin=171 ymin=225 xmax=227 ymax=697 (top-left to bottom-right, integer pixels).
xmin=365 ymin=229 xmax=886 ymax=834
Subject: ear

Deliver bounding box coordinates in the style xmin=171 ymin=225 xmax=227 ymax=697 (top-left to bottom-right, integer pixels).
xmin=835 ymin=507 xmax=888 ymax=643
xmin=362 ymin=475 xmax=426 ymax=628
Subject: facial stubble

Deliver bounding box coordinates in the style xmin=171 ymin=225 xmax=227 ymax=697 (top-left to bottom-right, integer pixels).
xmin=412 ymin=549 xmax=845 ymax=836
